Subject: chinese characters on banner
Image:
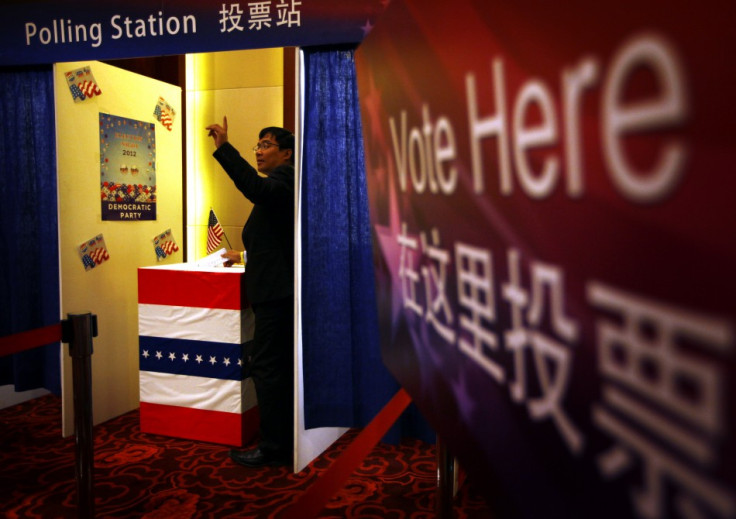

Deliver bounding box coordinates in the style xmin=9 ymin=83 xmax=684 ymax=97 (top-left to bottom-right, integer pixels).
xmin=99 ymin=113 xmax=156 ymax=221
xmin=356 ymin=0 xmax=736 ymax=517
xmin=218 ymin=1 xmax=302 ymax=32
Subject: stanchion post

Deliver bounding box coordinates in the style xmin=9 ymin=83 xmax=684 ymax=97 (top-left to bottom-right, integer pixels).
xmin=436 ymin=434 xmax=455 ymax=518
xmin=62 ymin=312 xmax=97 ymax=519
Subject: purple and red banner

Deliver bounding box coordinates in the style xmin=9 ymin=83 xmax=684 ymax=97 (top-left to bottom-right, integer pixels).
xmin=356 ymin=1 xmax=736 ymax=517
xmin=138 ymin=264 xmax=257 ymax=446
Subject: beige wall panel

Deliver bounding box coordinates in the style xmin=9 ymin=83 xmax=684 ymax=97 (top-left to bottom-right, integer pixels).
xmin=188 ymin=48 xmax=284 ymax=91
xmin=186 ymin=50 xmax=283 ymax=261
xmin=55 ymin=60 xmax=182 ymax=435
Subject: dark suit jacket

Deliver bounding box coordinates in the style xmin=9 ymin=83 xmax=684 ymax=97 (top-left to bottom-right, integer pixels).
xmin=213 ymin=142 xmax=294 ymax=305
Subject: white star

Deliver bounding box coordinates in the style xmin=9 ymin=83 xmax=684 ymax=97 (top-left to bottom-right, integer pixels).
xmin=142 ymin=350 xmax=150 ymax=358
xmin=168 ymin=352 xmax=176 ymax=361
xmin=238 ymin=358 xmax=243 ymax=367
xmin=195 ymin=355 xmax=203 ymax=364
xmin=223 ymin=357 xmax=231 ymax=366
xmin=182 ymin=353 xmax=189 ymax=362
xmin=209 ymin=356 xmax=217 ymax=365
xmin=361 ymin=19 xmax=373 ymax=37
xmin=155 ymin=351 xmax=163 ymax=360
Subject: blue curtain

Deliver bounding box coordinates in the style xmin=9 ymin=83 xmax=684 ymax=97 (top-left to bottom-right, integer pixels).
xmin=301 ymin=46 xmax=432 ymax=442
xmin=0 ymin=66 xmax=61 ymax=395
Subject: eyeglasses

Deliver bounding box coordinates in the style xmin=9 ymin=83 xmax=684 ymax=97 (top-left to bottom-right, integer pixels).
xmin=252 ymin=141 xmax=279 ymax=152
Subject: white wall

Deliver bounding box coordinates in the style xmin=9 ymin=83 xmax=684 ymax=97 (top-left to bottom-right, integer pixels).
xmin=54 ymin=60 xmax=183 ymax=435
xmin=0 ymin=386 xmax=48 ymax=409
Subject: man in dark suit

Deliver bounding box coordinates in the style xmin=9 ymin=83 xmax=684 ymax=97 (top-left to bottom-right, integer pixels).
xmin=206 ymin=117 xmax=294 ymax=467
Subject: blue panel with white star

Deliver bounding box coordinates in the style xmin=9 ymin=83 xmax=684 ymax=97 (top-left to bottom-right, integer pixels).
xmin=139 ymin=336 xmax=250 ymax=381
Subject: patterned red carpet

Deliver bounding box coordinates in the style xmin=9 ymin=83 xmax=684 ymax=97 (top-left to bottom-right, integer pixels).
xmin=0 ymin=395 xmax=492 ymax=518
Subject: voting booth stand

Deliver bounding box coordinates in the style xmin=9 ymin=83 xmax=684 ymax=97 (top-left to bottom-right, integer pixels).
xmin=137 ymin=264 xmax=258 ymax=446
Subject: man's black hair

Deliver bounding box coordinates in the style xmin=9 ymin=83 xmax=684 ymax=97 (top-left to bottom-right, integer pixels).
xmin=260 ymin=127 xmax=294 ymax=164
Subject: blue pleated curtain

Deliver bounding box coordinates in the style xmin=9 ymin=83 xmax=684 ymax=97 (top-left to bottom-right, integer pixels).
xmin=300 ymin=46 xmax=432 ymax=442
xmin=0 ymin=66 xmax=61 ymax=395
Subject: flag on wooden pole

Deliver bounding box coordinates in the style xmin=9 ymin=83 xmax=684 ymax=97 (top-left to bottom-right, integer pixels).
xmin=207 ymin=209 xmax=224 ymax=254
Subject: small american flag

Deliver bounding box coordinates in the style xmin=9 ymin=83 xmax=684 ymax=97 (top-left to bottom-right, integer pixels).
xmin=162 ymin=240 xmax=179 ymax=255
xmin=160 ymin=111 xmax=173 ymax=131
xmin=79 ymin=234 xmax=110 ymax=271
xmin=90 ymin=246 xmax=110 ymax=264
xmin=70 ymin=84 xmax=86 ymax=101
xmin=66 ymin=66 xmax=101 ymax=103
xmin=152 ymin=229 xmax=179 ymax=262
xmin=207 ymin=209 xmax=224 ymax=254
xmin=78 ymin=80 xmax=102 ymax=98
xmin=153 ymin=97 xmax=175 ymax=131
xmin=82 ymin=254 xmax=96 ymax=270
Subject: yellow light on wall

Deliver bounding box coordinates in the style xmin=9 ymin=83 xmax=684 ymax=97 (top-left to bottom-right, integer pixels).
xmin=184 ymin=49 xmax=285 ymax=261
xmin=185 ymin=52 xmax=218 ymax=261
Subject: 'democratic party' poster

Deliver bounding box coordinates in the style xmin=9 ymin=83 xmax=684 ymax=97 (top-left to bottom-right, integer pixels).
xmin=100 ymin=113 xmax=156 ymax=221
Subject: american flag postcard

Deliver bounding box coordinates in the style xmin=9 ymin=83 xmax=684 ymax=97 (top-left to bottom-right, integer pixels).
xmin=153 ymin=96 xmax=175 ymax=131
xmin=152 ymin=228 xmax=179 ymax=262
xmin=78 ymin=234 xmax=110 ymax=271
xmin=65 ymin=66 xmax=102 ymax=103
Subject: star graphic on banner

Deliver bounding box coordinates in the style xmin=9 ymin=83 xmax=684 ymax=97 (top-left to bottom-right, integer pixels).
xmin=168 ymin=352 xmax=176 ymax=361
xmin=155 ymin=351 xmax=163 ymax=360
xmin=209 ymin=356 xmax=217 ymax=365
xmin=142 ymin=350 xmax=150 ymax=358
xmin=374 ymin=168 xmax=409 ymax=340
xmin=362 ymin=64 xmax=408 ymax=343
xmin=361 ymin=19 xmax=373 ymax=37
xmin=238 ymin=359 xmax=243 ymax=367
xmin=182 ymin=353 xmax=189 ymax=362
xmin=362 ymin=70 xmax=385 ymax=143
xmin=223 ymin=358 xmax=231 ymax=367
xmin=195 ymin=355 xmax=203 ymax=364
xmin=452 ymin=366 xmax=480 ymax=424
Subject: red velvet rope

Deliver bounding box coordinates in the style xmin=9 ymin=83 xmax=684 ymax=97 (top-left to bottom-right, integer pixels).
xmin=0 ymin=323 xmax=62 ymax=358
xmin=282 ymin=388 xmax=413 ymax=518
xmin=0 ymin=324 xmax=413 ymax=519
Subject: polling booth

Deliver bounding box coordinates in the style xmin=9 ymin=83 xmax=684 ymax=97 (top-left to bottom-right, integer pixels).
xmin=0 ymin=0 xmax=384 ymax=473
xmin=137 ymin=263 xmax=258 ymax=446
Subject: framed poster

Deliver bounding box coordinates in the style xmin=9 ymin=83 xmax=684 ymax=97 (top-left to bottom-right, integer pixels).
xmin=100 ymin=113 xmax=156 ymax=221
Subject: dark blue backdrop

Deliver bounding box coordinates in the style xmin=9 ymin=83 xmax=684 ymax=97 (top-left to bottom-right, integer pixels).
xmin=0 ymin=66 xmax=61 ymax=395
xmin=300 ymin=46 xmax=432 ymax=442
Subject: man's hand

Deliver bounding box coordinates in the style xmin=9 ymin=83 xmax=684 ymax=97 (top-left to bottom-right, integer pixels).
xmin=206 ymin=116 xmax=229 ymax=149
xmin=221 ymin=249 xmax=242 ymax=267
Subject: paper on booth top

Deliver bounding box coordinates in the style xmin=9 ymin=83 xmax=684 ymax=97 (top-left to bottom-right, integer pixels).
xmin=195 ymin=247 xmax=228 ymax=268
